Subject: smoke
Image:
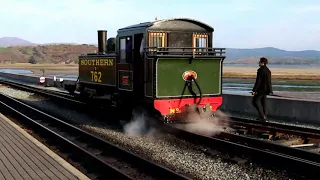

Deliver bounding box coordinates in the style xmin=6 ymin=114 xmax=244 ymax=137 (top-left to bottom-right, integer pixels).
xmin=173 ymin=105 xmax=230 ymax=137
xmin=123 ymin=108 xmax=161 ymax=138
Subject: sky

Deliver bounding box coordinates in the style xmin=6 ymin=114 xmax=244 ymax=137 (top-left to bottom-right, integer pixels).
xmin=0 ymin=0 xmax=319 ymax=50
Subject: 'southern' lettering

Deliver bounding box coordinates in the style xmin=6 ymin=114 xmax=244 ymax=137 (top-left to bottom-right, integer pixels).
xmin=80 ymin=58 xmax=114 ymax=66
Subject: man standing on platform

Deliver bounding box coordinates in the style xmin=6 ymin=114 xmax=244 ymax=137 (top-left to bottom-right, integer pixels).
xmin=252 ymin=57 xmax=273 ymax=121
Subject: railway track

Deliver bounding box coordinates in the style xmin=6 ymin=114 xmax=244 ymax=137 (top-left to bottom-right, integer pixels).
xmin=168 ymin=125 xmax=320 ymax=179
xmin=228 ymin=116 xmax=320 ymax=139
xmin=223 ymin=117 xmax=320 ymax=153
xmin=2 ymin=79 xmax=320 ymax=179
xmin=0 ymin=93 xmax=191 ymax=180
xmin=0 ymin=79 xmax=82 ymax=104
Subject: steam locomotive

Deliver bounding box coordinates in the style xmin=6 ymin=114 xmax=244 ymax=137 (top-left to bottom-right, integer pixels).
xmin=66 ymin=18 xmax=226 ymax=123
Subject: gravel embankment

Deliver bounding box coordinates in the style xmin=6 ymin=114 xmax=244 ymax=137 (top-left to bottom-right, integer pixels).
xmin=0 ymin=85 xmax=298 ymax=180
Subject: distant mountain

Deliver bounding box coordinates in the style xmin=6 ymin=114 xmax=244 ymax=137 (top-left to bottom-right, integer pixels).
xmin=0 ymin=37 xmax=35 ymax=47
xmin=0 ymin=37 xmax=98 ymax=48
xmin=225 ymin=47 xmax=320 ymax=61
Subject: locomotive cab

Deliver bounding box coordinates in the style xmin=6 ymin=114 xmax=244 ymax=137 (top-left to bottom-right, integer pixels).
xmin=117 ymin=18 xmax=226 ymax=122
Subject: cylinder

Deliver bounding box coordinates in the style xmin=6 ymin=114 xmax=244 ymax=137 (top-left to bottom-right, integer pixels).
xmin=97 ymin=30 xmax=107 ymax=53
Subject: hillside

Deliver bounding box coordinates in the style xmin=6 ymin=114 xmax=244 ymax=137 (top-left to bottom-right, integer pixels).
xmin=0 ymin=44 xmax=97 ymax=64
xmin=1 ymin=45 xmax=319 ymax=64
xmin=225 ymin=47 xmax=320 ymax=64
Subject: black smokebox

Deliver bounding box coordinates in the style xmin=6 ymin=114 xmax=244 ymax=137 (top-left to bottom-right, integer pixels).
xmin=97 ymin=30 xmax=107 ymax=53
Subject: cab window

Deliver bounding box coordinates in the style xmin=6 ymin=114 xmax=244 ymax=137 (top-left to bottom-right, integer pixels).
xmin=140 ymin=37 xmax=145 ymax=54
xmin=119 ymin=36 xmax=133 ymax=63
xmin=149 ymin=32 xmax=165 ymax=50
xmin=120 ymin=38 xmax=126 ymax=63
xmin=193 ymin=34 xmax=208 ymax=52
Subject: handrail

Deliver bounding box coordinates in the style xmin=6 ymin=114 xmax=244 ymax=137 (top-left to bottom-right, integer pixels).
xmin=144 ymin=47 xmax=226 ymax=57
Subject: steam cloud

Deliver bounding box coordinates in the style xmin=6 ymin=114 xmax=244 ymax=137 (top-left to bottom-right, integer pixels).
xmin=172 ymin=105 xmax=230 ymax=137
xmin=123 ymin=105 xmax=230 ymax=138
xmin=123 ymin=108 xmax=161 ymax=138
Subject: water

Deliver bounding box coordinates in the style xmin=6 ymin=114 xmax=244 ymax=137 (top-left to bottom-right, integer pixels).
xmin=0 ymin=69 xmax=33 ymax=74
xmin=0 ymin=69 xmax=78 ymax=81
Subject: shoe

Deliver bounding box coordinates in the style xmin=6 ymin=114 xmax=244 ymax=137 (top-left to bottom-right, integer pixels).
xmin=255 ymin=117 xmax=266 ymax=121
xmin=260 ymin=117 xmax=267 ymax=121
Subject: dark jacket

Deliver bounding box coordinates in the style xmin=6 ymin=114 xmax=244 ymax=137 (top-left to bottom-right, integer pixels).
xmin=252 ymin=65 xmax=273 ymax=95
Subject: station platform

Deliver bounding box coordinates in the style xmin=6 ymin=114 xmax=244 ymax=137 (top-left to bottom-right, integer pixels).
xmin=0 ymin=113 xmax=89 ymax=180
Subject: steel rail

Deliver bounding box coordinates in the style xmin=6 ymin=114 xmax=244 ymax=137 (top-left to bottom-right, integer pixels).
xmin=0 ymin=79 xmax=82 ymax=104
xmin=228 ymin=116 xmax=320 ymax=139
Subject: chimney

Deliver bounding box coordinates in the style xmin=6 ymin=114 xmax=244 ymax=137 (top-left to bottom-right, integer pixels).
xmin=97 ymin=30 xmax=107 ymax=53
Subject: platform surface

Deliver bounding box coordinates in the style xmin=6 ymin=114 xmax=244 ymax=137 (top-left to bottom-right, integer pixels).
xmin=0 ymin=113 xmax=89 ymax=180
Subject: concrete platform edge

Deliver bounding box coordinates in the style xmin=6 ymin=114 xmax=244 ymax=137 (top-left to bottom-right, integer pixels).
xmin=0 ymin=113 xmax=90 ymax=180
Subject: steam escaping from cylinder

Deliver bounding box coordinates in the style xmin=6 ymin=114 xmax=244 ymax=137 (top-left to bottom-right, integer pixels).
xmin=173 ymin=105 xmax=230 ymax=137
xmin=122 ymin=105 xmax=230 ymax=138
xmin=123 ymin=108 xmax=161 ymax=138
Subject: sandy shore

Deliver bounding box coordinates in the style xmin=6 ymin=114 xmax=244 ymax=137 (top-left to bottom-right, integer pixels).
xmin=223 ymin=66 xmax=320 ymax=80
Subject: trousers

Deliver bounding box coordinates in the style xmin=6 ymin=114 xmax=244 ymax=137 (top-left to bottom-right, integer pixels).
xmin=252 ymin=94 xmax=267 ymax=119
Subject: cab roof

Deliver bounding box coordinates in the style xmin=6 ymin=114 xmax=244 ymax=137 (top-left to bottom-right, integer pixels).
xmin=117 ymin=18 xmax=214 ymax=33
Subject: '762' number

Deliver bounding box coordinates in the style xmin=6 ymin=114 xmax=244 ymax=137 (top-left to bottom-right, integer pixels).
xmin=90 ymin=71 xmax=102 ymax=83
